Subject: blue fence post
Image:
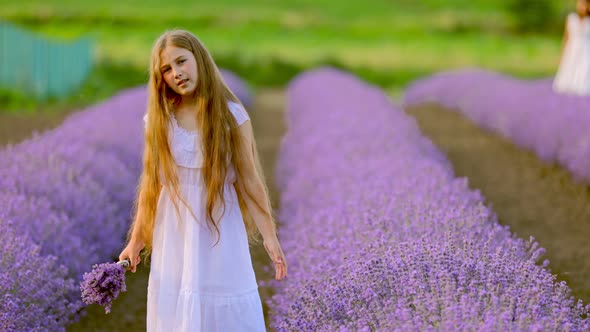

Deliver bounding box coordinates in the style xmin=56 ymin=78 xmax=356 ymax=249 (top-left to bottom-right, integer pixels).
xmin=0 ymin=21 xmax=94 ymax=102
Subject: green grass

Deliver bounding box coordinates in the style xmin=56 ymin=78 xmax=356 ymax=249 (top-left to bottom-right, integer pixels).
xmin=0 ymin=61 xmax=147 ymax=113
xmin=0 ymin=0 xmax=572 ymax=111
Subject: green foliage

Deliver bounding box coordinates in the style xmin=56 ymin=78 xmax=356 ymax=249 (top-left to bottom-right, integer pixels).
xmin=0 ymin=89 xmax=37 ymax=112
xmin=0 ymin=0 xmax=565 ymax=112
xmin=505 ymin=0 xmax=560 ymax=34
xmin=0 ymin=60 xmax=147 ymax=113
xmin=214 ymin=52 xmax=301 ymax=87
xmin=215 ymin=52 xmax=431 ymax=89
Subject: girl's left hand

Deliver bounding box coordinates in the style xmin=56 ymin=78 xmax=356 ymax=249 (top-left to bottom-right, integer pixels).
xmin=263 ymin=235 xmax=288 ymax=280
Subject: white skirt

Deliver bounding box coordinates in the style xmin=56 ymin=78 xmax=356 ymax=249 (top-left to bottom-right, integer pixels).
xmin=146 ymin=166 xmax=266 ymax=332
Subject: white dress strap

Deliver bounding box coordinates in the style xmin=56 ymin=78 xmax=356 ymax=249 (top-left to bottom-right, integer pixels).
xmin=143 ymin=101 xmax=249 ymax=130
xmin=228 ymin=101 xmax=250 ymax=126
xmin=143 ymin=101 xmax=250 ymax=128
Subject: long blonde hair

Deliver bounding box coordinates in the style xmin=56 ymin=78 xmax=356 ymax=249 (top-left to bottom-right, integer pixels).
xmin=127 ymin=29 xmax=273 ymax=264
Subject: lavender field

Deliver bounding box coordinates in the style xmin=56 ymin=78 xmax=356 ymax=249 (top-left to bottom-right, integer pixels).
xmin=0 ymin=86 xmax=146 ymax=331
xmin=264 ymin=68 xmax=590 ymax=331
xmin=3 ymin=62 xmax=590 ymax=330
xmin=404 ymin=69 xmax=590 ymax=184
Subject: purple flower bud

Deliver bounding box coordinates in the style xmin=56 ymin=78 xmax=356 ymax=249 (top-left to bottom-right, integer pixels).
xmin=80 ymin=261 xmax=128 ymax=314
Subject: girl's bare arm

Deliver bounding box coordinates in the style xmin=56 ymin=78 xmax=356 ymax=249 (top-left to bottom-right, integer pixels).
xmin=233 ymin=120 xmax=277 ymax=241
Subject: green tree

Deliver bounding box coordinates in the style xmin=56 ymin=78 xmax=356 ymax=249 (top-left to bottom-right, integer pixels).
xmin=506 ymin=0 xmax=559 ymax=33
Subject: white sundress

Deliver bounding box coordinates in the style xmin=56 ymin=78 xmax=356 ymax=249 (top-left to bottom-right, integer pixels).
xmin=553 ymin=13 xmax=590 ymax=96
xmin=143 ymin=101 xmax=266 ymax=332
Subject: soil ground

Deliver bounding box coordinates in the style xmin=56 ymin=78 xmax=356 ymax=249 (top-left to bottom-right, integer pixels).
xmin=406 ymin=103 xmax=590 ymax=305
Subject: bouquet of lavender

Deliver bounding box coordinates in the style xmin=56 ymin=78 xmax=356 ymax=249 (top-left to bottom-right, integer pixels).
xmin=80 ymin=258 xmax=130 ymax=314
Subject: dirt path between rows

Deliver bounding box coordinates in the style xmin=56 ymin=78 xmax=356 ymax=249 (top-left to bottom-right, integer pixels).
xmin=0 ymin=109 xmax=79 ymax=146
xmin=406 ymin=103 xmax=590 ymax=305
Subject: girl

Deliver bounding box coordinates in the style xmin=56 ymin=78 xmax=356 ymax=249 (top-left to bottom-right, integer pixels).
xmin=118 ymin=29 xmax=287 ymax=331
xmin=553 ymin=0 xmax=590 ymax=96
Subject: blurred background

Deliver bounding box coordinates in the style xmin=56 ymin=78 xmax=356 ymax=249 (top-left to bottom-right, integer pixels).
xmin=0 ymin=0 xmax=571 ymax=113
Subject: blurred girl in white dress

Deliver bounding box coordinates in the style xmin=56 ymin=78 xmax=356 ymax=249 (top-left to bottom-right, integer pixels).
xmin=553 ymin=0 xmax=590 ymax=96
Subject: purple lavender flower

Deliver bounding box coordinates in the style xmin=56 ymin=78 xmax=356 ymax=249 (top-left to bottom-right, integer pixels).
xmin=220 ymin=69 xmax=254 ymax=108
xmin=0 ymin=217 xmax=81 ymax=331
xmin=80 ymin=260 xmax=129 ymax=314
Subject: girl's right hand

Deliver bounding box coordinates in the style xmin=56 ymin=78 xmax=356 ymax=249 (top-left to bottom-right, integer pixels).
xmin=118 ymin=240 xmax=145 ymax=273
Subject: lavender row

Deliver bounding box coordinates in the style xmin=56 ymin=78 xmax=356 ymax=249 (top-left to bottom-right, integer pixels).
xmin=0 ymin=86 xmax=147 ymax=330
xmin=0 ymin=70 xmax=252 ymax=330
xmin=403 ymin=69 xmax=590 ymax=183
xmin=220 ymin=68 xmax=254 ymax=109
xmin=0 ymin=86 xmax=147 ymax=276
xmin=0 ymin=219 xmax=80 ymax=331
xmin=265 ymin=67 xmax=590 ymax=331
